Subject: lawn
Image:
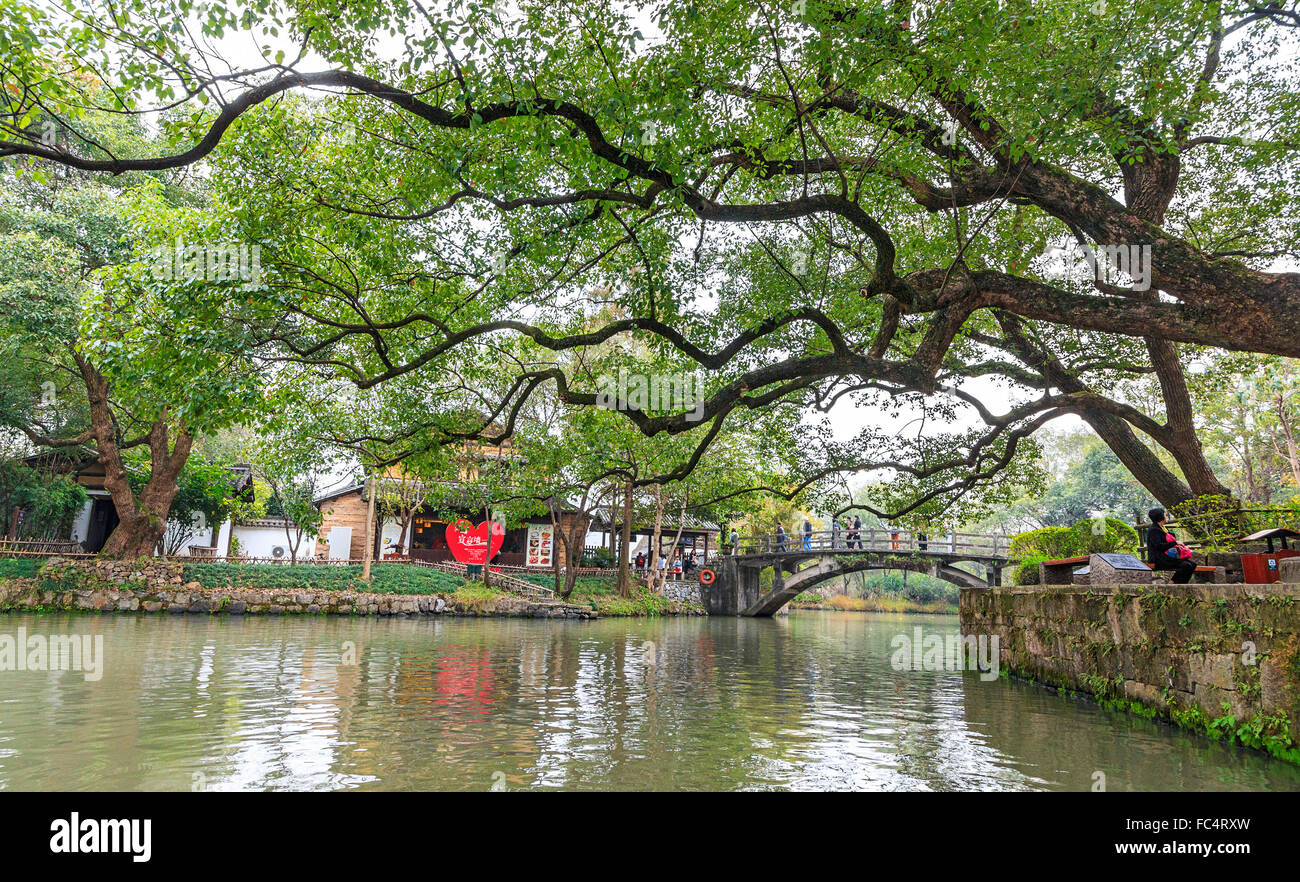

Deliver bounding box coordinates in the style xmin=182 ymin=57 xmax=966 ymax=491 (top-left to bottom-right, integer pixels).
xmin=0 ymin=558 xmax=44 ymax=580
xmin=180 ymin=562 xmax=468 ymax=595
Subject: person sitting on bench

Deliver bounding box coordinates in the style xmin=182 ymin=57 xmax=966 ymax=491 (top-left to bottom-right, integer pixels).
xmin=1146 ymin=507 xmax=1197 ymax=584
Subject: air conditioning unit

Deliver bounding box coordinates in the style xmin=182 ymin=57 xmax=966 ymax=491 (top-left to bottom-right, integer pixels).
xmin=272 ymin=546 xmax=286 ymax=559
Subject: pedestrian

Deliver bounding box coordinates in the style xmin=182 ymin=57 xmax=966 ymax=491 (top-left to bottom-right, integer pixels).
xmin=1147 ymin=507 xmax=1197 ymax=584
xmin=852 ymin=516 xmax=862 ymax=549
xmin=917 ymin=528 xmax=928 ymax=551
xmin=635 ymin=551 xmax=645 ymax=571
xmin=775 ymin=523 xmax=787 ymax=553
xmin=730 ymin=527 xmax=740 ymax=554
xmin=889 ymin=523 xmax=900 ymax=550
xmin=802 ymin=518 xmax=813 ymax=550
xmin=831 ymin=518 xmax=841 ymax=549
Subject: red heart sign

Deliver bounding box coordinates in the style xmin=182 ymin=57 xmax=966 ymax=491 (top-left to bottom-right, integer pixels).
xmin=445 ymin=519 xmax=505 ymax=564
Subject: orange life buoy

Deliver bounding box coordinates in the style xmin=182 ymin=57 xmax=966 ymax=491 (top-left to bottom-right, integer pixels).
xmin=699 ymin=568 xmax=716 ymax=585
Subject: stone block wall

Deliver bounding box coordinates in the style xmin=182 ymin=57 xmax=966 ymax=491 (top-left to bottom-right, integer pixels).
xmin=960 ymin=583 xmax=1300 ymax=760
xmin=0 ymin=558 xmax=596 ymax=619
xmin=661 ymin=579 xmax=702 ymax=605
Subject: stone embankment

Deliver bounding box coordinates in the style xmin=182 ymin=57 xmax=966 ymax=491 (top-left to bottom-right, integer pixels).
xmin=0 ymin=558 xmax=598 ymax=619
xmin=961 ymin=578 xmax=1300 ymax=762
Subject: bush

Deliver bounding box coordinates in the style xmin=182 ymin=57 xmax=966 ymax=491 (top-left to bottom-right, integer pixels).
xmin=180 ymin=562 xmax=466 ymax=595
xmin=579 ymin=548 xmax=616 ymax=568
xmin=0 ymin=558 xmax=43 ymax=580
xmin=1008 ymin=517 xmax=1138 ymax=585
xmin=1012 ymin=553 xmax=1050 ymax=585
xmin=1009 ymin=526 xmax=1076 ymax=561
xmin=1065 ymin=516 xmax=1139 ymax=555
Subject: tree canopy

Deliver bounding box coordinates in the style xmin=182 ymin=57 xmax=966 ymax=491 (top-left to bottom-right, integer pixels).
xmin=3 ymin=0 xmax=1300 ymax=546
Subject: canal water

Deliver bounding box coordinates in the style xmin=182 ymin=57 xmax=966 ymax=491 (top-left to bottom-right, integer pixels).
xmin=2 ymin=610 xmax=1298 ymax=791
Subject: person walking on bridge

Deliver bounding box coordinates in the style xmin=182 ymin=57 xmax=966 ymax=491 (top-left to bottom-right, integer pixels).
xmin=1146 ymin=507 xmax=1197 ymax=584
xmin=851 ymin=516 xmax=862 ymax=549
xmin=831 ymin=518 xmax=842 ymax=549
xmin=802 ymin=518 xmax=813 ymax=550
xmin=775 ymin=523 xmax=787 ymax=553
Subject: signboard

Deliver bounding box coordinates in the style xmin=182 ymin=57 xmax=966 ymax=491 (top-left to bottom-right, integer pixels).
xmin=525 ymin=523 xmax=554 ymax=568
xmin=444 ymin=520 xmax=505 ymax=565
xmin=1095 ymin=552 xmax=1149 ymax=571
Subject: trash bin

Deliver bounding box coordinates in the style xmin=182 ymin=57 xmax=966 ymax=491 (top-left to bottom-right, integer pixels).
xmin=1241 ymin=550 xmax=1300 ymax=584
xmin=1239 ymin=528 xmax=1300 ymax=583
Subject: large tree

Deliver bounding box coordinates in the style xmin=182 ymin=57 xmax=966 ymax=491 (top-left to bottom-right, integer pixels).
xmin=0 ymin=156 xmax=266 ymax=556
xmin=5 ymin=0 xmax=1299 ymax=521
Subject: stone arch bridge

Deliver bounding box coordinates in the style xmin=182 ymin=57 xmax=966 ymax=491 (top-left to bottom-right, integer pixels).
xmin=698 ymin=529 xmax=1012 ymax=617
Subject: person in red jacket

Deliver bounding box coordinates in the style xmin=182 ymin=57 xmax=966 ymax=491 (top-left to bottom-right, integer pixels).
xmin=1146 ymin=507 xmax=1197 ymax=584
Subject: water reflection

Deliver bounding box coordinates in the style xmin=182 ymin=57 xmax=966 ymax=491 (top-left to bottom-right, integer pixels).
xmin=0 ymin=611 xmax=1297 ymax=791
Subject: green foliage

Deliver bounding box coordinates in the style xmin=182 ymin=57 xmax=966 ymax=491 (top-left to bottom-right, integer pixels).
xmin=123 ymin=451 xmax=237 ymax=553
xmin=579 ymin=547 xmax=616 ymax=568
xmin=0 ymin=558 xmax=43 ymax=579
xmin=1009 ymin=517 xmax=1137 ymax=584
xmin=1065 ymin=517 xmax=1140 ymax=555
xmin=1009 ymin=526 xmax=1077 ymax=560
xmin=180 ymin=562 xmax=466 ymax=595
xmin=0 ymin=456 xmax=87 ymax=540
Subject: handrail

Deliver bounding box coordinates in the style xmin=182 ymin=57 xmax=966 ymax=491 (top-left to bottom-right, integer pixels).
xmin=728 ymin=527 xmax=1010 ymax=558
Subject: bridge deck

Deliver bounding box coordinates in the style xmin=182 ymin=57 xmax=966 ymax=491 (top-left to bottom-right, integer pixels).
xmin=729 ymin=527 xmax=1011 ymax=562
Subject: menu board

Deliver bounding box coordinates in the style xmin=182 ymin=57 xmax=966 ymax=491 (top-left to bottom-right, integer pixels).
xmin=526 ymin=523 xmax=554 ymax=568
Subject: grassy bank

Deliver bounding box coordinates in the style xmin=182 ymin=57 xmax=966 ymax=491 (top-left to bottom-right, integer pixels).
xmin=790 ymin=592 xmax=959 ymax=615
xmin=180 ymin=562 xmax=466 ymax=595
xmin=1 ymin=559 xmax=704 ymax=617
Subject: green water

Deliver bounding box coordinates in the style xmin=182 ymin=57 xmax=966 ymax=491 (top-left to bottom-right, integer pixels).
xmin=1 ymin=610 xmax=1298 ymax=791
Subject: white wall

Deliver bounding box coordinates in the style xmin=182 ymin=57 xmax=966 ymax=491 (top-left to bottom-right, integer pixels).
xmin=69 ymin=497 xmax=95 ymax=546
xmin=231 ymin=524 xmax=318 ymax=560
xmin=163 ymin=511 xmax=221 ymax=556
xmin=379 ymin=516 xmax=405 ymax=554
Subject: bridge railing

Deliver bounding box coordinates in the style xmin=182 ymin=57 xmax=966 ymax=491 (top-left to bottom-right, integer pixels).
xmin=730 ymin=528 xmax=1009 ymax=558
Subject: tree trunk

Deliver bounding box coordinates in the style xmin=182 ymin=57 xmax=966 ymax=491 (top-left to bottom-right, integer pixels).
xmin=78 ymin=355 xmax=193 ymax=560
xmin=361 ymin=472 xmax=376 ymax=580
xmin=648 ymin=484 xmax=664 ymax=593
xmin=618 ymin=479 xmax=633 ymax=597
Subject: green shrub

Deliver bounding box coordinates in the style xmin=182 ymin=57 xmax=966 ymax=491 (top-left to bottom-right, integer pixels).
xmin=1013 ymin=553 xmax=1049 ymax=585
xmin=579 ymin=548 xmax=616 ymax=568
xmin=1008 ymin=517 xmax=1138 ymax=585
xmin=180 ymin=562 xmax=466 ymax=595
xmin=1065 ymin=516 xmax=1139 ymax=555
xmin=1009 ymin=526 xmax=1076 ymax=560
xmin=0 ymin=558 xmax=43 ymax=580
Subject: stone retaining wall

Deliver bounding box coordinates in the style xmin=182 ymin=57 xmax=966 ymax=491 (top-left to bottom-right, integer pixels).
xmin=0 ymin=558 xmax=597 ymax=619
xmin=961 ymin=583 xmax=1300 ymax=760
xmin=661 ymin=579 xmax=702 ymax=605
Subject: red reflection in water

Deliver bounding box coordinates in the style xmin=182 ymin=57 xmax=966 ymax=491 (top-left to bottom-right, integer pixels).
xmin=432 ymin=649 xmax=496 ymax=715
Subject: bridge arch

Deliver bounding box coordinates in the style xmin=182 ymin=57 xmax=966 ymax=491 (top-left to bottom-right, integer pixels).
xmin=698 ymin=551 xmax=1004 ymax=617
